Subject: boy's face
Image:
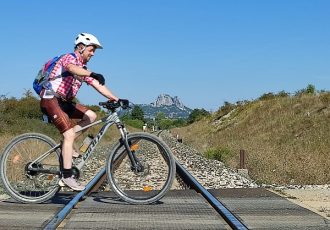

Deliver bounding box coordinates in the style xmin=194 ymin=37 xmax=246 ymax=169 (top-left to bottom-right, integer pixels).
xmin=82 ymin=45 xmax=96 ymax=63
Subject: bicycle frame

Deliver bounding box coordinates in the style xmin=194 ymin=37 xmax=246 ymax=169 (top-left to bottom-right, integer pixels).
xmin=27 ymin=110 xmax=139 ymax=174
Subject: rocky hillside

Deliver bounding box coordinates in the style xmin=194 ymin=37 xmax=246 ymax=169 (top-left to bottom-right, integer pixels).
xmin=152 ymin=94 xmax=186 ymax=109
xmin=139 ymin=94 xmax=192 ymax=119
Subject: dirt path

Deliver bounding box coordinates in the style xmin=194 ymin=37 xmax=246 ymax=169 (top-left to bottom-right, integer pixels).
xmin=275 ymin=188 xmax=330 ymax=220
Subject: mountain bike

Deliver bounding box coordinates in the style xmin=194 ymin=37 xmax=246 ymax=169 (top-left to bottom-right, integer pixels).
xmin=0 ymin=100 xmax=176 ymax=204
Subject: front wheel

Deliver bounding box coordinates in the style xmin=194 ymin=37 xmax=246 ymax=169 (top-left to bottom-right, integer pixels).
xmin=106 ymin=132 xmax=176 ymax=204
xmin=0 ymin=133 xmax=62 ymax=203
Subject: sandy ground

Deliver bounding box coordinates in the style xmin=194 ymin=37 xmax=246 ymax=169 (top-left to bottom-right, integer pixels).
xmin=274 ymin=188 xmax=330 ymax=220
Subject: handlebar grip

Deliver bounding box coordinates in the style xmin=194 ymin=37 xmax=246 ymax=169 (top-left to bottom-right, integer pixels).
xmin=99 ymin=102 xmax=108 ymax=107
xmin=99 ymin=99 xmax=130 ymax=110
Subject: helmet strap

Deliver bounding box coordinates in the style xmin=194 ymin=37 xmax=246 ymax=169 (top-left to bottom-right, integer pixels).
xmin=75 ymin=43 xmax=86 ymax=54
xmin=79 ymin=46 xmax=86 ymax=54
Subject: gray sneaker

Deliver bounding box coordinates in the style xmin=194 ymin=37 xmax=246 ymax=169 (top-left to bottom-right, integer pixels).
xmin=60 ymin=176 xmax=85 ymax=191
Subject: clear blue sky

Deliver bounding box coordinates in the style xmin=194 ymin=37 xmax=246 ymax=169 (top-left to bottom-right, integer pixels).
xmin=0 ymin=0 xmax=329 ymax=111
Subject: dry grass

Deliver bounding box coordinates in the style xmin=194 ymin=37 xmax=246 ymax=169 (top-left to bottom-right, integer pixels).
xmin=0 ymin=134 xmax=16 ymax=194
xmin=172 ymin=93 xmax=330 ymax=185
xmin=0 ymin=134 xmax=15 ymax=154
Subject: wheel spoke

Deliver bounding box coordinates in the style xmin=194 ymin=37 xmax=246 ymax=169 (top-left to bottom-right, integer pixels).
xmin=107 ymin=132 xmax=175 ymax=204
xmin=1 ymin=133 xmax=61 ymax=203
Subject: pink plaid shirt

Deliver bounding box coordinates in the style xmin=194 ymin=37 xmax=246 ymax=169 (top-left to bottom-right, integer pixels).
xmin=48 ymin=52 xmax=94 ymax=100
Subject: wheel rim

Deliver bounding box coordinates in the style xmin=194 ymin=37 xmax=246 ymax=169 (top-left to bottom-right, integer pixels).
xmin=108 ymin=135 xmax=173 ymax=203
xmin=1 ymin=135 xmax=61 ymax=202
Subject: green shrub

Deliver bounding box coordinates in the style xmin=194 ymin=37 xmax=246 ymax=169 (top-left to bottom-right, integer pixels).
xmin=204 ymin=147 xmax=233 ymax=163
xmin=295 ymin=84 xmax=316 ymax=96
xmin=259 ymin=92 xmax=275 ymax=101
xmin=276 ymin=90 xmax=289 ymax=98
xmin=188 ymin=109 xmax=210 ymax=124
xmin=131 ymin=105 xmax=145 ymax=121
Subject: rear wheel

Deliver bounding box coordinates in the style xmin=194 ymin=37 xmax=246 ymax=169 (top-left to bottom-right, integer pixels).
xmin=106 ymin=132 xmax=175 ymax=204
xmin=0 ymin=133 xmax=61 ymax=203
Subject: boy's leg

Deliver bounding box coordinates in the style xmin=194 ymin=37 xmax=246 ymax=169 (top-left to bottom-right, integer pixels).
xmin=72 ymin=109 xmax=97 ymax=157
xmin=61 ymin=128 xmax=84 ymax=190
xmin=73 ymin=109 xmax=97 ymax=132
xmin=40 ymin=98 xmax=85 ymax=191
xmin=62 ymin=128 xmax=75 ymax=169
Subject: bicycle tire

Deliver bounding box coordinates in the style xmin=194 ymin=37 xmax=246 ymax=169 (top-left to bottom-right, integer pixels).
xmin=106 ymin=132 xmax=176 ymax=204
xmin=0 ymin=133 xmax=61 ymax=203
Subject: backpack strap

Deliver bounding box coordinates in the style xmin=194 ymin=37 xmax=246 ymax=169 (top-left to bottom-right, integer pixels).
xmin=41 ymin=53 xmax=78 ymax=99
xmin=51 ymin=52 xmax=77 ymax=80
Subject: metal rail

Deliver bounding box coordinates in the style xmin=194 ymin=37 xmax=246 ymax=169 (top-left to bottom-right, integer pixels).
xmin=44 ymin=163 xmax=247 ymax=230
xmin=43 ymin=133 xmax=161 ymax=229
xmin=43 ymin=168 xmax=106 ymax=230
xmin=175 ymin=161 xmax=249 ymax=230
xmin=43 ymin=132 xmax=247 ymax=230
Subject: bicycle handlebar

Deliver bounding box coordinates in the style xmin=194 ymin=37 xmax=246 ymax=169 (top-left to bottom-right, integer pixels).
xmin=99 ymin=99 xmax=130 ymax=110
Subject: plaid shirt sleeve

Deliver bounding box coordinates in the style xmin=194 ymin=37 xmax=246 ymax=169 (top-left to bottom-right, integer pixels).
xmin=61 ymin=54 xmax=78 ymax=70
xmin=62 ymin=54 xmax=94 ymax=85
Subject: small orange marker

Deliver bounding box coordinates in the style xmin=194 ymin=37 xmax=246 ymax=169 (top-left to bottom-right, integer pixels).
xmin=48 ymin=175 xmax=54 ymax=180
xmin=143 ymin=186 xmax=152 ymax=192
xmin=130 ymin=144 xmax=139 ymax=151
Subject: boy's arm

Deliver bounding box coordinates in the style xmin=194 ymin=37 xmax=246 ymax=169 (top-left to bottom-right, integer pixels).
xmin=90 ymin=80 xmax=119 ymax=101
xmin=66 ymin=64 xmax=91 ymax=77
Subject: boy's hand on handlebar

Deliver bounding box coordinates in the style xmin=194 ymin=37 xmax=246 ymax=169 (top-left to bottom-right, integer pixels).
xmin=90 ymin=72 xmax=105 ymax=85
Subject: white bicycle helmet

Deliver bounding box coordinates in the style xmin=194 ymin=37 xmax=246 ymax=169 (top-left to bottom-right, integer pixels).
xmin=75 ymin=33 xmax=103 ymax=49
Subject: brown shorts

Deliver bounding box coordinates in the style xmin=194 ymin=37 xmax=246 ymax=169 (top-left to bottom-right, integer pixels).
xmin=40 ymin=97 xmax=89 ymax=134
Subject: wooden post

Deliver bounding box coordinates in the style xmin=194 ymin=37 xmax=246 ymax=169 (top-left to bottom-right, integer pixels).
xmin=238 ymin=149 xmax=249 ymax=178
xmin=240 ymin=149 xmax=246 ymax=169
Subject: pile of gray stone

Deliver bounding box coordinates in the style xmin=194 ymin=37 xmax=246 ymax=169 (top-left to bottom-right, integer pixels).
xmin=159 ymin=131 xmax=259 ymax=189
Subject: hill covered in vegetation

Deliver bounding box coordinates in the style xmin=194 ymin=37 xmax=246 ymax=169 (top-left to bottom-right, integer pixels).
xmin=172 ymin=87 xmax=330 ymax=185
xmin=1 ymin=86 xmax=329 ymax=186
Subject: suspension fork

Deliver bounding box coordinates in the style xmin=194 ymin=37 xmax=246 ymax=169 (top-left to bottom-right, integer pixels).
xmin=118 ymin=126 xmax=143 ymax=172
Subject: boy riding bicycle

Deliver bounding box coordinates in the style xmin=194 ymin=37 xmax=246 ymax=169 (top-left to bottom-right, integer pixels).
xmin=38 ymin=33 xmax=119 ymax=191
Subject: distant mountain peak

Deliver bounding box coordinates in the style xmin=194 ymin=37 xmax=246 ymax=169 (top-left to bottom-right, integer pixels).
xmin=151 ymin=93 xmax=186 ymax=110
xmin=139 ymin=93 xmax=192 ymax=119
